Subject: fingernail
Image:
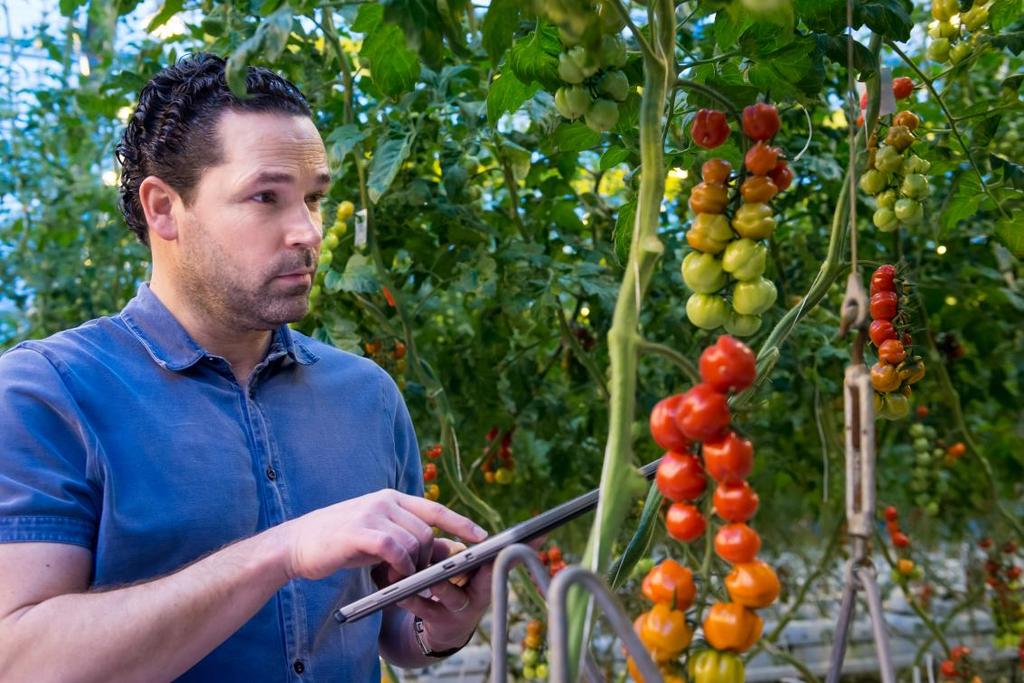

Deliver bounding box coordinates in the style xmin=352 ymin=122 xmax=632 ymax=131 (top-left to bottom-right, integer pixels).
xmin=472 ymin=525 xmax=488 ymax=539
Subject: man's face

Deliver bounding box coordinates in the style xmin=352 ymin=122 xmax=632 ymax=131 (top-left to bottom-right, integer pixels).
xmin=174 ymin=110 xmax=329 ymax=331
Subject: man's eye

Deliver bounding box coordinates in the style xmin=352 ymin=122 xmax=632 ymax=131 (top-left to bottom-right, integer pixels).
xmin=252 ymin=191 xmax=276 ymax=204
xmin=307 ymin=194 xmax=325 ymax=205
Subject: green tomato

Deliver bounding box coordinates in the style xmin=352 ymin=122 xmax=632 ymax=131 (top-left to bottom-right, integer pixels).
xmin=534 ymin=663 xmax=549 ymax=679
xmin=686 ymin=293 xmax=729 ymax=330
xmin=913 ymin=437 xmax=930 ymax=451
xmin=902 ymin=155 xmax=931 ymax=175
xmin=910 ymin=423 xmax=926 ymax=437
xmin=932 ymin=447 xmax=944 ymax=458
xmin=932 ymin=0 xmax=958 ymax=21
xmin=732 ymin=277 xmax=777 ymax=316
xmin=894 ymin=197 xmax=923 ymax=224
xmin=569 ymin=46 xmax=599 ymax=77
xmin=319 ymin=250 xmax=334 ymax=268
xmin=585 ymin=99 xmax=619 ymax=133
xmin=323 ymin=232 xmax=339 ymax=251
xmin=523 ymin=665 xmax=536 ymax=679
xmin=732 ymin=202 xmax=777 ymax=240
xmin=598 ymin=70 xmax=629 ymax=102
xmin=721 ymin=238 xmax=768 ymax=281
xmin=558 ymin=52 xmax=585 ymax=84
xmin=875 ymin=145 xmax=904 ymax=174
xmin=880 ymin=393 xmax=911 ymax=420
xmin=682 ymin=252 xmax=727 ymax=293
xmin=916 ymin=451 xmax=932 ymax=466
xmin=901 ymin=173 xmax=930 ymax=200
xmin=724 ymin=311 xmax=762 ymax=337
xmin=599 ymin=34 xmax=628 ymax=68
xmin=950 ymin=41 xmax=972 ymax=64
xmin=962 ymin=4 xmax=988 ymax=30
xmin=308 ymin=284 xmax=321 ymax=302
xmin=928 ymin=37 xmax=951 ymax=62
xmin=874 ymin=208 xmax=898 ymax=232
xmin=554 ymin=86 xmax=590 ymax=119
xmin=876 ymin=189 xmax=898 ymax=210
xmin=522 ymin=648 xmax=539 ymax=666
xmin=859 ymin=169 xmax=890 ymax=195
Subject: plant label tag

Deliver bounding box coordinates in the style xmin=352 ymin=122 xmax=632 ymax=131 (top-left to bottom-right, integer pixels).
xmin=355 ymin=208 xmax=368 ymax=249
xmin=879 ymin=67 xmax=897 ymax=117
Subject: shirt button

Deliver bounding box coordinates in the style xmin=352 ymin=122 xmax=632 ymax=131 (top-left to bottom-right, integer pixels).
xmin=293 ymin=660 xmax=305 ymax=674
xmin=266 ymin=466 xmax=277 ymax=481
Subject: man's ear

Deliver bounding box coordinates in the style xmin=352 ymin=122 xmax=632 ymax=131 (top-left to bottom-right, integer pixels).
xmin=138 ymin=176 xmax=180 ymax=243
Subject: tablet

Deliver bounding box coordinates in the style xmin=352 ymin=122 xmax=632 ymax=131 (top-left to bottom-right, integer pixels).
xmin=332 ymin=456 xmax=663 ymax=624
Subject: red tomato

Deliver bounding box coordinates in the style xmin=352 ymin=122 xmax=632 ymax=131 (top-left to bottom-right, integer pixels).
xmin=675 ymin=383 xmax=731 ymax=442
xmin=691 ymin=109 xmax=730 ymax=149
xmin=702 ymin=158 xmax=733 ymax=185
xmin=878 ymin=339 xmax=907 ymax=364
xmin=892 ymin=531 xmax=911 ymax=548
xmin=870 ymin=291 xmax=899 ymax=321
xmin=884 ymin=505 xmax=898 ymax=523
xmin=699 ymin=335 xmax=757 ymax=393
xmin=423 ymin=463 xmax=437 ymax=481
xmin=979 ymin=537 xmax=993 ymax=549
xmin=869 ymin=320 xmax=898 ymax=347
xmin=744 ymin=142 xmax=780 ymax=176
xmin=665 ymin=502 xmax=706 ymax=542
xmin=650 ymin=395 xmax=691 ymax=451
xmin=870 ymin=265 xmax=897 ymax=295
xmin=768 ymin=159 xmax=794 ymax=191
xmin=656 ymin=450 xmax=708 ymax=502
xmin=742 ymin=102 xmax=780 ymax=141
xmin=703 ymin=431 xmax=754 ymax=484
xmin=548 ymin=546 xmax=562 ymax=563
xmin=940 ymin=660 xmax=956 ymax=677
xmin=713 ymin=481 xmax=760 ymax=522
xmin=892 ymin=77 xmax=914 ymax=100
xmin=714 ymin=523 xmax=762 ymax=564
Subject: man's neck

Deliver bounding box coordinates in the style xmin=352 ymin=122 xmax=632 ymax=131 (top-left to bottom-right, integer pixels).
xmin=149 ymin=277 xmax=273 ymax=387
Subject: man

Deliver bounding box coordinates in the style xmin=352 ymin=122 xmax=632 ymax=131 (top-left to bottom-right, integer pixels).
xmin=0 ymin=53 xmax=492 ymax=681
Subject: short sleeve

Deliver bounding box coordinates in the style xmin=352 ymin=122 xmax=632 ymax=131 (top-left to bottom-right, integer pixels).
xmin=0 ymin=345 xmax=98 ymax=548
xmin=382 ymin=371 xmax=423 ymax=499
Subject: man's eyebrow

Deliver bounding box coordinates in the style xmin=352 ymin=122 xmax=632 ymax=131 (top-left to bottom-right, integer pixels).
xmin=250 ymin=171 xmax=333 ymax=187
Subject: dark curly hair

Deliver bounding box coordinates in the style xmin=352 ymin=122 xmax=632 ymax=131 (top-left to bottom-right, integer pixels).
xmin=115 ymin=52 xmax=312 ymax=245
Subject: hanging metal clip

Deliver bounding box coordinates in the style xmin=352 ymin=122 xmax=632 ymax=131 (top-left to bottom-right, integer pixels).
xmin=838 ymin=270 xmax=869 ymax=338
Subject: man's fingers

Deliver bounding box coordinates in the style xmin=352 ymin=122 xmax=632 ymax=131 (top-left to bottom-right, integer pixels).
xmin=396 ymin=594 xmax=446 ymax=621
xmin=395 ymin=493 xmax=488 ymax=543
xmin=388 ymin=505 xmax=436 ymax=570
xmin=426 ymin=579 xmax=472 ymax=613
xmin=465 ymin=559 xmax=494 ymax=603
xmin=361 ymin=530 xmax=415 ymax=578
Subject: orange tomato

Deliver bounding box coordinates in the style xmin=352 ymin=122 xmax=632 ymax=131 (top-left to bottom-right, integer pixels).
xmin=740 ymin=175 xmax=779 ymax=203
xmin=702 ymin=158 xmax=733 ymax=185
xmin=639 ymin=603 xmax=693 ymax=660
xmin=641 ymin=558 xmax=696 ymax=609
xmin=703 ymin=602 xmax=763 ymax=652
xmin=744 ymin=142 xmax=780 ymax=176
xmin=724 ymin=560 xmax=781 ymax=608
xmin=714 ymin=523 xmax=762 ymax=564
xmin=688 ymin=182 xmax=730 ymax=214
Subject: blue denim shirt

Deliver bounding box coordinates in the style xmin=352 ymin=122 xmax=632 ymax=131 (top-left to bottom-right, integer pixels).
xmin=0 ymin=283 xmax=423 ymax=681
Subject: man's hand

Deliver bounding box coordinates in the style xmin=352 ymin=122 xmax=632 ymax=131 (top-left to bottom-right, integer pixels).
xmin=272 ymin=489 xmax=488 ymax=581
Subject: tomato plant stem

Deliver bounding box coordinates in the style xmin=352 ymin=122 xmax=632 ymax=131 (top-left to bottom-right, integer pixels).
xmin=636 ymin=339 xmax=700 ymax=385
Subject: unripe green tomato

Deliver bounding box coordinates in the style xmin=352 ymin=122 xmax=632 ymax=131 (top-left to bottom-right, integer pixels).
xmin=598 ymin=70 xmax=629 ymax=102
xmin=932 ymin=0 xmax=958 ymax=21
xmin=309 ymin=284 xmax=321 ymax=302
xmin=875 ymin=145 xmax=904 ymax=174
xmin=902 ymin=154 xmax=931 ymax=175
xmin=962 ymin=4 xmax=988 ymax=30
xmin=721 ymin=238 xmax=768 ymax=281
xmin=319 ymin=250 xmax=334 ymax=268
xmin=558 ymin=52 xmax=585 ymax=84
xmin=913 ymin=437 xmax=930 ymax=451
xmin=927 ymin=20 xmax=942 ymax=39
xmin=686 ymin=293 xmax=729 ymax=330
xmin=600 ymin=34 xmax=628 ymax=68
xmin=894 ymin=197 xmax=923 ymax=224
xmin=535 ymin=663 xmax=549 ymax=679
xmin=682 ymin=252 xmax=727 ymax=293
xmin=724 ymin=311 xmax=762 ymax=337
xmin=585 ymin=99 xmax=619 ymax=133
xmin=928 ymin=37 xmax=951 ymax=62
xmin=732 ymin=202 xmax=777 ymax=240
xmin=859 ymin=169 xmax=889 ymax=195
xmin=732 ymin=277 xmax=777 ymax=315
xmin=323 ymin=232 xmax=339 ymax=251
xmin=468 ymin=185 xmax=483 ymax=200
xmin=950 ymin=41 xmax=972 ymax=64
xmin=873 ymin=207 xmax=899 ymax=232
xmin=876 ymin=189 xmax=898 ymax=209
xmin=931 ymin=447 xmax=944 ymax=458
xmin=522 ymin=648 xmax=539 ymax=666
xmin=881 ymin=392 xmax=910 ymax=420
xmin=523 ymin=665 xmax=536 ymax=679
xmin=909 ymin=423 xmax=925 ymax=437
xmin=462 ymin=155 xmax=480 ymax=173
xmin=569 ymin=46 xmax=599 ymax=77
xmin=901 ymin=173 xmax=930 ymax=200
xmin=939 ymin=19 xmax=959 ymax=37
xmin=554 ymin=86 xmax=589 ymax=119
xmin=926 ymin=501 xmax=940 ymax=517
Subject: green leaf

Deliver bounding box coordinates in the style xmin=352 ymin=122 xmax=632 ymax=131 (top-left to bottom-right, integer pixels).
xmin=319 ymin=310 xmax=365 ymax=353
xmin=486 ymin=71 xmax=540 ymax=125
xmin=989 ymin=0 xmax=1023 ymax=31
xmin=942 ymin=175 xmax=983 ymax=235
xmin=748 ymin=37 xmax=817 ymax=99
xmin=326 ymin=124 xmax=367 ymax=168
xmin=145 ymin=0 xmax=183 ymax=32
xmin=367 ymin=132 xmax=415 ymax=203
xmin=982 ymin=31 xmax=1024 ymax=56
xmin=59 ymin=0 xmax=86 ymax=15
xmin=332 ymin=254 xmax=380 ymax=293
xmin=817 ymin=34 xmax=877 ymax=80
xmin=361 ymin=21 xmax=420 ymax=97
xmin=508 ymin=25 xmax=562 ymax=90
xmin=995 ymin=213 xmax=1024 ymax=257
xmin=224 ymin=6 xmax=293 ymax=97
xmin=991 ymin=154 xmax=1024 ymax=190
xmin=714 ymin=3 xmax=754 ymax=49
xmin=600 ymin=146 xmax=630 ymax=171
xmin=482 ymin=0 xmax=520 ymax=63
xmin=856 ymin=0 xmax=913 ymax=42
xmin=613 ymin=200 xmax=636 ymax=266
xmin=352 ymin=2 xmax=383 ymax=32
xmin=554 ymin=122 xmax=601 ymax=152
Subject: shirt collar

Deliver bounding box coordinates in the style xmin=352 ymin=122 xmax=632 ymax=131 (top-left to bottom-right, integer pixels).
xmin=119 ymin=283 xmax=318 ymax=372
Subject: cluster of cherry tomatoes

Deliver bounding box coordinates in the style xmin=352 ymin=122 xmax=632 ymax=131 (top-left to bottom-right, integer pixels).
xmin=637 ymin=336 xmax=777 ymax=681
xmin=628 ymin=558 xmax=696 ymax=682
xmin=927 ymin=0 xmax=991 ymax=65
xmin=421 ymin=443 xmax=442 ymax=501
xmin=859 ymin=81 xmax=934 ymax=234
xmin=480 ymin=427 xmax=515 ymax=485
xmin=867 ymin=265 xmax=925 ymax=420
xmin=537 ymin=544 xmax=567 ymax=577
xmin=979 ymin=538 xmax=1024 ymax=656
xmin=883 ymin=506 xmax=919 ymax=581
xmin=683 ymin=103 xmax=791 ymax=336
xmin=939 ymin=645 xmax=982 ymax=682
xmin=519 ymin=618 xmax=550 ymax=680
xmin=908 ymin=421 xmax=964 ymax=516
xmin=364 ymin=337 xmax=408 ymax=391
xmin=308 ymin=200 xmax=354 ymax=309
